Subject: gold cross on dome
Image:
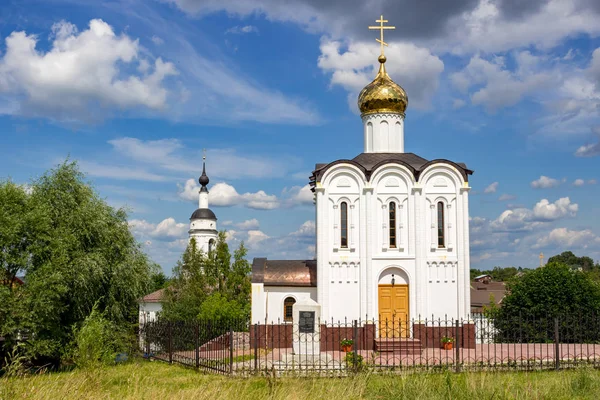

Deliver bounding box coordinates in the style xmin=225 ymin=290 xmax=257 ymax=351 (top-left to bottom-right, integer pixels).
xmin=369 ymin=15 xmax=395 ymax=56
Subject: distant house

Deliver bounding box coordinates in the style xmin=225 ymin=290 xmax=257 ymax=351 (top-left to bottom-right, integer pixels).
xmin=473 ymin=274 xmax=492 ymax=283
xmin=470 ymin=281 xmax=506 ymax=314
xmin=138 ymin=288 xmax=165 ymax=325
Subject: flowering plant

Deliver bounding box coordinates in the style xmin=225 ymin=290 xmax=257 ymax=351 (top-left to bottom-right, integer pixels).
xmin=340 ymin=338 xmax=354 ymax=346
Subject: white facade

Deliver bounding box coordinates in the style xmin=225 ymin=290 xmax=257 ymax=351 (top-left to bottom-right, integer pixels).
xmin=251 ymin=283 xmax=317 ymax=324
xmin=138 ymin=301 xmax=162 ymax=325
xmin=314 ymin=160 xmax=471 ymax=322
xmin=250 ymin=54 xmax=472 ymax=324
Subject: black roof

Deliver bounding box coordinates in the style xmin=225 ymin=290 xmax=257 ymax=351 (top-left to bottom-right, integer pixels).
xmin=310 ymin=152 xmax=473 ymax=186
xmin=190 ymin=208 xmax=217 ymax=221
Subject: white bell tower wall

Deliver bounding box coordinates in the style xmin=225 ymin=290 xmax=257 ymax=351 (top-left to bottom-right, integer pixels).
xmin=362 ymin=113 xmax=405 ymax=153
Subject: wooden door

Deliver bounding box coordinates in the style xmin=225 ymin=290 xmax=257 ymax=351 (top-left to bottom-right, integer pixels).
xmin=378 ymin=284 xmax=409 ymax=338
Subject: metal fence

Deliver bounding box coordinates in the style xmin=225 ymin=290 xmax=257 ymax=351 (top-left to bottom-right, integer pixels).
xmin=140 ymin=314 xmax=600 ymax=376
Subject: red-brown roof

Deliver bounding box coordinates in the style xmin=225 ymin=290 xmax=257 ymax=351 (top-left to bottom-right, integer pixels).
xmin=140 ymin=288 xmax=166 ymax=303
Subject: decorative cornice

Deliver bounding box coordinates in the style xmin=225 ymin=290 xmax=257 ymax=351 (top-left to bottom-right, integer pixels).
xmin=361 ymin=112 xmax=404 ymax=121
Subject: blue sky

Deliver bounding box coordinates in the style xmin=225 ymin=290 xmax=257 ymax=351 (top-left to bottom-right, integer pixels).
xmin=1 ymin=0 xmax=600 ymax=274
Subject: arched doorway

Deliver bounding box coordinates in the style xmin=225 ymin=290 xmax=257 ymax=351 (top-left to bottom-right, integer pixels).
xmin=378 ymin=268 xmax=409 ymax=338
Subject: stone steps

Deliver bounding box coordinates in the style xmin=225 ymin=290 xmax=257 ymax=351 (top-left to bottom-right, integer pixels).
xmin=375 ymin=338 xmax=422 ymax=354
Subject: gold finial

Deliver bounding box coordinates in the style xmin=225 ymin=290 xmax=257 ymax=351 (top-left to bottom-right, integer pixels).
xmin=369 ymin=15 xmax=395 ymax=58
xmin=539 ymin=252 xmax=544 ymax=267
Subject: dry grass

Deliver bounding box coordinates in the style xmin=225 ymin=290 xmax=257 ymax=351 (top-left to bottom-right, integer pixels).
xmin=3 ymin=360 xmax=600 ymax=399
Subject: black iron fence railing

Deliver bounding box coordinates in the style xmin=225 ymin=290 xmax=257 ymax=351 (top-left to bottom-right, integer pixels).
xmin=139 ymin=314 xmax=600 ymax=375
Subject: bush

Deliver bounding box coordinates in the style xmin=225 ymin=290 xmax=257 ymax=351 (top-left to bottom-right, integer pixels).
xmin=70 ymin=306 xmax=130 ymax=368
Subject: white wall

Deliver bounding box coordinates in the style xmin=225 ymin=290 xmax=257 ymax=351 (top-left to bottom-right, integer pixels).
xmin=139 ymin=302 xmax=162 ymax=325
xmin=251 ymin=285 xmax=317 ymax=324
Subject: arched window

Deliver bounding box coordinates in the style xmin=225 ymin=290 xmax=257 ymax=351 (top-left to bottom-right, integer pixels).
xmin=389 ymin=202 xmax=396 ymax=248
xmin=284 ymin=297 xmax=296 ymax=322
xmin=340 ymin=202 xmax=348 ymax=248
xmin=208 ymin=239 xmax=215 ymax=253
xmin=437 ymin=202 xmax=445 ymax=248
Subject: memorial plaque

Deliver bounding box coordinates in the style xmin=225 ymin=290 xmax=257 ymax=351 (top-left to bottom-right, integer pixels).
xmin=299 ymin=311 xmax=315 ymax=333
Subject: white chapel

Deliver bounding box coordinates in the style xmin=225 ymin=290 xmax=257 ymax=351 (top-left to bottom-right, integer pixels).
xmin=189 ymin=157 xmax=218 ymax=254
xmin=251 ymin=17 xmax=473 ymax=324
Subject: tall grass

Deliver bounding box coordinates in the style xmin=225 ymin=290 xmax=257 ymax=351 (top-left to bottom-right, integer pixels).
xmin=2 ymin=360 xmax=600 ymax=399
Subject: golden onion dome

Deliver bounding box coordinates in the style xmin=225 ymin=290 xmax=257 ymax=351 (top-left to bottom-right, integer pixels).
xmin=358 ymin=55 xmax=408 ymax=117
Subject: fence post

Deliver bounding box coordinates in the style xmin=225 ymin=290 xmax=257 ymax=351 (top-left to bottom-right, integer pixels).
xmin=253 ymin=323 xmax=258 ymax=373
xmin=230 ymin=325 xmax=234 ymax=374
xmin=554 ymin=317 xmax=560 ymax=371
xmin=168 ymin=322 xmax=173 ymax=364
xmin=455 ymin=319 xmax=461 ymax=373
xmin=145 ymin=323 xmax=151 ymax=358
xmin=353 ymin=320 xmax=358 ymax=372
xmin=195 ymin=323 xmax=200 ymax=369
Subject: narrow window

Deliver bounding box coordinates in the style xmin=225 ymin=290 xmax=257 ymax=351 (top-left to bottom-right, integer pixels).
xmin=284 ymin=297 xmax=296 ymax=322
xmin=437 ymin=202 xmax=445 ymax=248
xmin=208 ymin=239 xmax=215 ymax=253
xmin=389 ymin=202 xmax=396 ymax=248
xmin=340 ymin=202 xmax=348 ymax=248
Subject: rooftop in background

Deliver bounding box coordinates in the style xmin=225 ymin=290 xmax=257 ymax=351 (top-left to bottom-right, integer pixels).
xmin=252 ymin=258 xmax=316 ymax=287
xmin=140 ymin=288 xmax=166 ymax=303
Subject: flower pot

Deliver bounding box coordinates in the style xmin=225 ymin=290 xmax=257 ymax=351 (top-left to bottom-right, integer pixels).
xmin=442 ymin=342 xmax=453 ymax=350
xmin=341 ymin=344 xmax=353 ymax=353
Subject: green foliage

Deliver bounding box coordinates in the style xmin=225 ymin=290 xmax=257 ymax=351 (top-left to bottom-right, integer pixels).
xmin=70 ymin=305 xmax=129 ymax=369
xmin=0 ymin=161 xmax=154 ymax=367
xmin=493 ymin=261 xmax=600 ymax=342
xmin=150 ymin=270 xmax=170 ymax=292
xmin=548 ymin=251 xmax=597 ymax=271
xmin=441 ymin=336 xmax=454 ymax=344
xmin=340 ymin=338 xmax=354 ymax=346
xmin=162 ymin=233 xmax=251 ymax=323
xmin=344 ymin=351 xmax=364 ymax=370
xmin=470 ymin=266 xmax=521 ymax=282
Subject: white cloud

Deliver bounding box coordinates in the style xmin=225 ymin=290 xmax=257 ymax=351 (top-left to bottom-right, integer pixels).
xmin=246 ymin=230 xmax=270 ymax=247
xmin=533 ymin=228 xmax=600 ymax=250
xmin=79 ymin=160 xmax=168 ymax=182
xmin=573 ymin=179 xmax=585 ymax=187
xmin=282 ymin=184 xmax=314 ymax=207
xmin=451 ymin=53 xmax=551 ymax=112
xmin=532 ymin=197 xmax=578 ymax=221
xmin=484 ymin=181 xmax=498 ymax=194
xmin=178 ymin=179 xmax=279 ymax=210
xmin=530 ymin=175 xmax=561 ymax=189
xmin=575 ymin=129 xmax=600 ymax=157
xmin=452 ymin=98 xmax=466 ymax=109
xmin=444 ymin=0 xmax=600 ymax=54
xmin=151 ymin=35 xmax=164 ymax=45
xmin=109 ymin=137 xmax=297 ymax=180
xmin=498 ymin=193 xmax=516 ymax=201
xmin=129 ymin=217 xmax=188 ymax=240
xmin=318 ymin=40 xmax=444 ymax=111
xmin=226 ymin=25 xmax=259 ymax=34
xmin=235 ymin=219 xmax=260 ymax=230
xmin=489 ymin=197 xmax=578 ymax=231
xmin=290 ymin=220 xmax=316 ymax=238
xmin=0 ymin=19 xmax=177 ymax=121
xmin=589 ymin=179 xmax=598 ymax=185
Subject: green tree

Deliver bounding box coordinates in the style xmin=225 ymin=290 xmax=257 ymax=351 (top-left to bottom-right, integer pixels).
xmin=150 ymin=270 xmax=170 ymax=292
xmin=1 ymin=161 xmax=154 ymax=366
xmin=548 ymin=251 xmax=597 ymax=271
xmin=492 ymin=261 xmax=600 ymax=342
xmin=161 ymin=233 xmax=251 ymax=322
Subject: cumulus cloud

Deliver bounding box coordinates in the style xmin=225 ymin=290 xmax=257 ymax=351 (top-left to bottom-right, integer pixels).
xmin=178 ymin=179 xmax=279 ymax=210
xmin=483 ymin=182 xmax=498 ymax=194
xmin=281 ymin=184 xmax=314 ymax=207
xmin=235 ymin=219 xmax=260 ymax=230
xmin=318 ymin=40 xmax=444 ymax=110
xmin=490 ymin=197 xmax=578 ymax=231
xmin=533 ymin=228 xmax=600 ymax=250
xmin=0 ymin=19 xmax=177 ymax=121
xmin=532 ymin=197 xmax=578 ymax=221
xmin=573 ymin=179 xmax=585 ymax=187
xmin=129 ymin=217 xmax=188 ymax=240
xmin=530 ymin=175 xmax=561 ymax=189
xmin=450 ymin=53 xmax=551 ymax=112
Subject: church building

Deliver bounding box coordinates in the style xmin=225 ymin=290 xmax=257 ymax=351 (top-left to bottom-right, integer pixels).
xmin=251 ymin=17 xmax=473 ymax=324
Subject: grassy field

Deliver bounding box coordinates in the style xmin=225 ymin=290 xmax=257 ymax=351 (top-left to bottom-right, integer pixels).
xmin=3 ymin=360 xmax=600 ymax=399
